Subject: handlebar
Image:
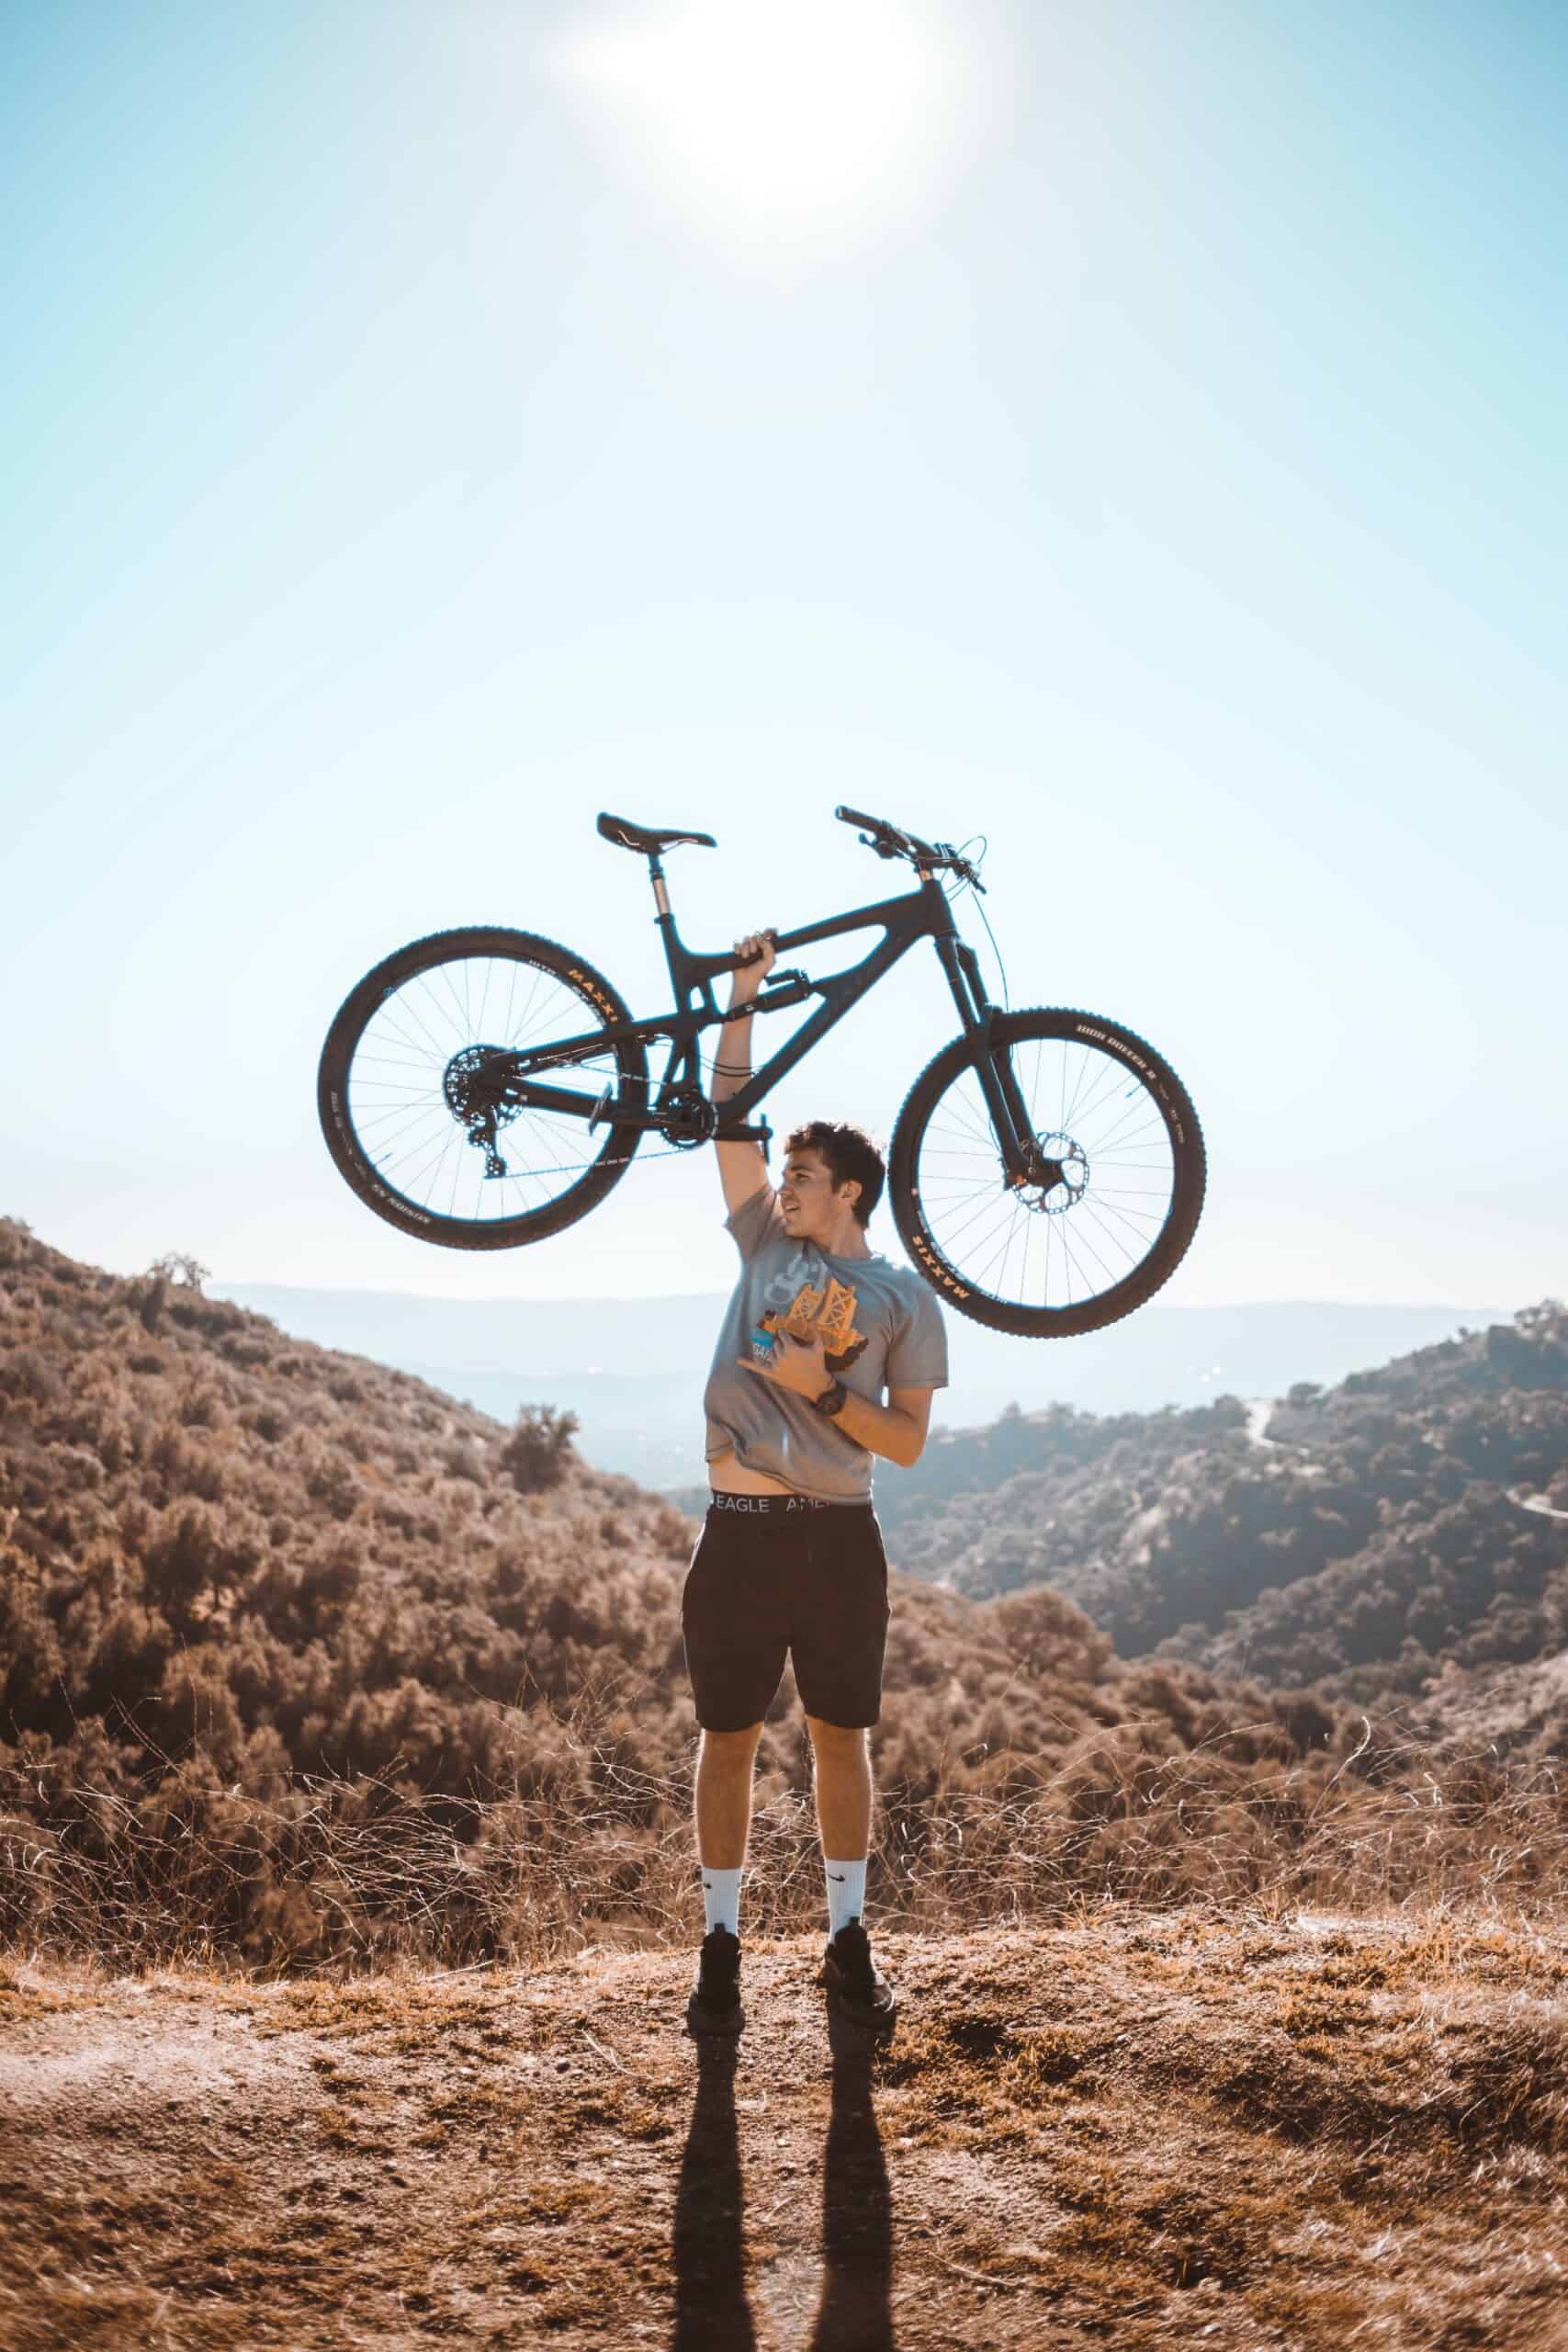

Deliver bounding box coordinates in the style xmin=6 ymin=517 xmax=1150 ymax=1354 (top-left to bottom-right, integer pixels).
xmin=835 ymin=803 xmax=890 ymax=839
xmin=834 ymin=803 xmax=935 ymax=859
xmin=833 ymin=805 xmax=984 ymax=891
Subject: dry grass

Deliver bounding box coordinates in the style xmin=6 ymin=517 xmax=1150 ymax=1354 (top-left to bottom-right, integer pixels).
xmin=3 ymin=1908 xmax=1566 ymax=2349
xmin=4 ymin=1679 xmax=1564 ymax=1978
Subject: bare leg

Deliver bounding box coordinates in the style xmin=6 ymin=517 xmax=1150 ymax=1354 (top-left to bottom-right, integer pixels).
xmin=694 ymin=1724 xmax=763 ymax=1869
xmin=805 ymin=1715 xmax=873 ymax=1860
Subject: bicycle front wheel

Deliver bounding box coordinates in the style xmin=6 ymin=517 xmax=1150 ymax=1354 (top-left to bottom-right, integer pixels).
xmin=888 ymin=1008 xmax=1205 ymax=1337
xmin=317 ymin=927 xmax=648 ymax=1250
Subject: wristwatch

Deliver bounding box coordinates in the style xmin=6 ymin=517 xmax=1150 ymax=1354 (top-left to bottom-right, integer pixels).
xmin=813 ymin=1376 xmax=850 ymax=1418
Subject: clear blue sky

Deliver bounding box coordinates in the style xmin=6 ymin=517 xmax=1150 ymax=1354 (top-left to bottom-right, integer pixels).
xmin=5 ymin=0 xmax=1562 ymax=1306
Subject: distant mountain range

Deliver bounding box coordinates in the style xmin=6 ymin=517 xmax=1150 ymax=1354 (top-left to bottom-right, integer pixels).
xmin=213 ymin=1283 xmax=1506 ymax=1490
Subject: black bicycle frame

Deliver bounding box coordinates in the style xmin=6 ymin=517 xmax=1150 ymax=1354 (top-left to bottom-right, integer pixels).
xmin=498 ymin=854 xmax=1039 ymax=1180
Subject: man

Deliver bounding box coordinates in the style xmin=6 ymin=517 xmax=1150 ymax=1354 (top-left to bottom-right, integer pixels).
xmin=682 ymin=928 xmax=948 ymax=2041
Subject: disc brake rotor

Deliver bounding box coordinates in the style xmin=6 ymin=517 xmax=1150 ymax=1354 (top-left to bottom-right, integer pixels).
xmin=1015 ymin=1129 xmax=1089 ymax=1216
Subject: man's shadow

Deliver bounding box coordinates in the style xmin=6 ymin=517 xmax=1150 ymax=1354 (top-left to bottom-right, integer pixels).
xmin=807 ymin=2047 xmax=896 ymax=2350
xmin=672 ymin=2030 xmax=895 ymax=2351
xmin=673 ymin=2040 xmax=756 ymax=2352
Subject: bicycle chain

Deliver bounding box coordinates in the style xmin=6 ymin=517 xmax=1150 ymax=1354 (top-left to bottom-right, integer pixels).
xmin=462 ymin=1064 xmax=734 ymax=1186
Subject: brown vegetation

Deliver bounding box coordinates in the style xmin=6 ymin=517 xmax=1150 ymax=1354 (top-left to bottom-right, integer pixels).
xmin=4 ymin=1219 xmax=1563 ymax=1973
xmin=881 ymin=1304 xmax=1568 ymax=1736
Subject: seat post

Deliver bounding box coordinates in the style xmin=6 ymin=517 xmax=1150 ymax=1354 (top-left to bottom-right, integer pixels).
xmin=647 ymin=853 xmax=671 ymax=918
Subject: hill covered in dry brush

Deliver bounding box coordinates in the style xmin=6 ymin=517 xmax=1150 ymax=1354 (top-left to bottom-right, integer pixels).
xmin=1 ymin=1216 xmax=1563 ymax=1973
xmin=882 ymin=1306 xmax=1568 ymax=1736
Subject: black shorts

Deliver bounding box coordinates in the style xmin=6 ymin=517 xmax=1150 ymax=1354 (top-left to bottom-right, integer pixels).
xmin=681 ymin=1494 xmax=891 ymax=1733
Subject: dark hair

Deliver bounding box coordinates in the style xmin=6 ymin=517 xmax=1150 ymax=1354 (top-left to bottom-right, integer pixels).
xmin=784 ymin=1121 xmax=886 ymax=1228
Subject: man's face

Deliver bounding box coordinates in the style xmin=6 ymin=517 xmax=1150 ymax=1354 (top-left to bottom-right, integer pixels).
xmin=778 ymin=1148 xmax=858 ymax=1241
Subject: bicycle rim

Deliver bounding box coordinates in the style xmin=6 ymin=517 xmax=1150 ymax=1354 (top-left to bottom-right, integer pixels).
xmin=326 ymin=933 xmax=643 ymax=1240
xmin=893 ymin=1010 xmax=1204 ymax=1336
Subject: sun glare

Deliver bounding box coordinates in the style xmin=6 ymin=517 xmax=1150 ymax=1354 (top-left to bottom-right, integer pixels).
xmin=545 ymin=0 xmax=997 ymax=265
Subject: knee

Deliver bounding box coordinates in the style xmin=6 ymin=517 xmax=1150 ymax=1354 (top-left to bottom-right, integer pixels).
xmin=701 ymin=1723 xmax=763 ymax=1761
xmin=806 ymin=1713 xmax=869 ymax=1756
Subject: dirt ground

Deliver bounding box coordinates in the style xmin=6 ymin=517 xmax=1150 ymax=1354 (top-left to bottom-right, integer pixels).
xmin=3 ymin=1908 xmax=1567 ymax=2351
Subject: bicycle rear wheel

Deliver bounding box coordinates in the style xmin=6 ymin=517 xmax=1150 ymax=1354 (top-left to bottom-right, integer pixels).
xmin=317 ymin=927 xmax=648 ymax=1250
xmin=888 ymin=1007 xmax=1205 ymax=1337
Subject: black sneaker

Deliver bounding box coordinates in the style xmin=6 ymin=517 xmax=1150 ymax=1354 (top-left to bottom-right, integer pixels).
xmin=818 ymin=1919 xmax=896 ymax=2038
xmin=686 ymin=1925 xmax=744 ymax=2037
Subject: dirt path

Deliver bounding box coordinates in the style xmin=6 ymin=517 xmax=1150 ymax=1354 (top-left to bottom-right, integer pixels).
xmin=1511 ymin=1486 xmax=1568 ymax=1524
xmin=1242 ymin=1400 xmax=1325 ymax=1477
xmin=1243 ymin=1399 xmax=1280 ymax=1451
xmin=4 ymin=1911 xmax=1567 ymax=2350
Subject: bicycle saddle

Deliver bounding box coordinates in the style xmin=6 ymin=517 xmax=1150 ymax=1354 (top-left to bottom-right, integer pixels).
xmin=597 ymin=812 xmax=716 ymax=855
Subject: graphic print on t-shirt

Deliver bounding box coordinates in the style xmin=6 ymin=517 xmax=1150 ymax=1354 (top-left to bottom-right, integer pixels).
xmin=753 ymin=1271 xmax=867 ymax=1373
xmin=709 ymin=1192 xmax=948 ymax=1497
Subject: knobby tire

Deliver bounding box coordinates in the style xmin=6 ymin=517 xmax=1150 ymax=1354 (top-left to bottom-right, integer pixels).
xmin=316 ymin=927 xmax=648 ymax=1251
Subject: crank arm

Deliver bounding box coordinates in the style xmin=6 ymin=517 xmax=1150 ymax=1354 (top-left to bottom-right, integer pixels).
xmin=714 ymin=1114 xmax=773 ymax=1153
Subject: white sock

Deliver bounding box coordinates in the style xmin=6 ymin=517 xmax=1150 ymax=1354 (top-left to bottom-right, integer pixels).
xmin=824 ymin=1857 xmax=867 ymax=1939
xmin=701 ymin=1865 xmax=743 ymax=1938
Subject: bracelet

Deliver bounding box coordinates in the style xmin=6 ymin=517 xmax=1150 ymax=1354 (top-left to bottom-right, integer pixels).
xmin=712 ymin=1062 xmax=750 ymax=1075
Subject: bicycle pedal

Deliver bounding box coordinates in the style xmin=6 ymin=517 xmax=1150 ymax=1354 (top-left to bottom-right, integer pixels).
xmin=756 ymin=968 xmax=813 ymax=1011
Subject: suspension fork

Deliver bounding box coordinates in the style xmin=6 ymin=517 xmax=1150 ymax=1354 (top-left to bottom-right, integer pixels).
xmin=935 ymin=936 xmax=1036 ymax=1183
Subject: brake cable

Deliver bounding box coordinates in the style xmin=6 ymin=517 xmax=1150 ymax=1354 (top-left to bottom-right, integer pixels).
xmin=940 ymin=832 xmax=1010 ymax=1012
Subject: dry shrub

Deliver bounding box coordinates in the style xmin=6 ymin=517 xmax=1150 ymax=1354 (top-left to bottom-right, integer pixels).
xmin=4 ymin=1686 xmax=1563 ymax=1977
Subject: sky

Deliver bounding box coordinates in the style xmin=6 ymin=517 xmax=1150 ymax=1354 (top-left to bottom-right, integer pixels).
xmin=4 ymin=0 xmax=1563 ymax=1311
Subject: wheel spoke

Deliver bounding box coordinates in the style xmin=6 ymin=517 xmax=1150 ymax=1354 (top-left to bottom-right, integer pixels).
xmin=363 ymin=1102 xmax=451 ymax=1152
xmin=1067 ymin=1206 xmax=1127 ymax=1284
xmin=1086 ymin=1102 xmax=1162 ymax=1154
xmin=383 ymin=987 xmax=449 ymax=1061
xmin=1062 ymin=1046 xmax=1097 ymax=1130
xmin=1062 ymin=1058 xmax=1132 ymax=1132
xmin=432 ymin=960 xmax=470 ymax=1040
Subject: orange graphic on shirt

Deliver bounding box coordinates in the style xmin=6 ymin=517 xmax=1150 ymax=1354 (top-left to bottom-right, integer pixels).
xmin=761 ymin=1276 xmax=867 ymax=1372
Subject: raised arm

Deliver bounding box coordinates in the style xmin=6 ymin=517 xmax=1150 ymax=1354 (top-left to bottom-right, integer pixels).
xmin=711 ymin=927 xmax=776 ymax=1216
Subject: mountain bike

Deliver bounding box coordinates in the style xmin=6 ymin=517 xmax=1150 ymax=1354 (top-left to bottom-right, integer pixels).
xmin=316 ymin=808 xmax=1206 ymax=1338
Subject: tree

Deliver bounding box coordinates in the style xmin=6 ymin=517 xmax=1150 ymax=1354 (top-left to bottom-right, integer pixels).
xmin=150 ymin=1253 xmax=209 ymax=1293
xmin=499 ymin=1403 xmax=581 ymax=1495
xmin=135 ymin=1252 xmax=210 ymax=1333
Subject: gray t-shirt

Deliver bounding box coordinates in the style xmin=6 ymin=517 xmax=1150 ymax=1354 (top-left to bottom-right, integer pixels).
xmin=703 ymin=1184 xmax=949 ymax=1502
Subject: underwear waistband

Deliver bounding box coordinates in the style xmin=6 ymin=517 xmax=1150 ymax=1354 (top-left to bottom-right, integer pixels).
xmin=707 ymin=1491 xmax=871 ymax=1515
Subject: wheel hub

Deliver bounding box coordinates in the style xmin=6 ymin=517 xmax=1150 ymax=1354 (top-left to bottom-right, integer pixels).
xmin=1013 ymin=1130 xmax=1089 ymax=1215
xmin=445 ymin=1046 xmax=525 ymax=1178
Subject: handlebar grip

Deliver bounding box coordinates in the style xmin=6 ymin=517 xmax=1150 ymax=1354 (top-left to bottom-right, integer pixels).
xmin=835 ymin=804 xmax=886 ymax=834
